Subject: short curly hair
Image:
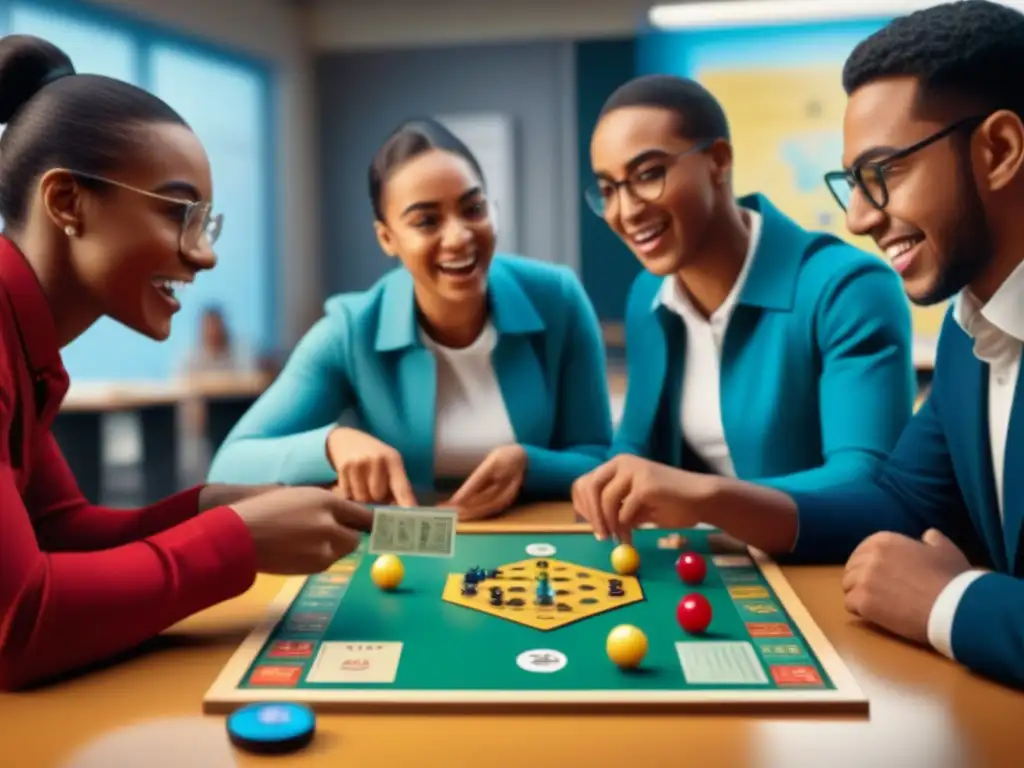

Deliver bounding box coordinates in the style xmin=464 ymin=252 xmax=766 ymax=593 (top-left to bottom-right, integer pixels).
xmin=842 ymin=0 xmax=1024 ymax=119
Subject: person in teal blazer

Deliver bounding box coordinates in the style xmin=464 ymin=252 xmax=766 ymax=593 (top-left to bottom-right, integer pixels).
xmin=208 ymin=118 xmax=612 ymax=519
xmin=572 ymin=2 xmax=1024 ymax=690
xmin=574 ymin=74 xmax=914 ymax=506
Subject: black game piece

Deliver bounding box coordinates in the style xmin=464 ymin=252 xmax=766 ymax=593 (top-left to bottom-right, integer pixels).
xmin=461 ymin=582 xmax=477 ymax=596
xmin=487 ymin=568 xmax=502 ymax=579
xmin=609 ymin=587 xmax=625 ymax=598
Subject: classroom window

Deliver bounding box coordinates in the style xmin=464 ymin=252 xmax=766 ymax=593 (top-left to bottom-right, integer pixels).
xmin=149 ymin=42 xmax=272 ymax=380
xmin=9 ymin=3 xmax=139 ymax=81
xmin=4 ymin=2 xmax=273 ymax=382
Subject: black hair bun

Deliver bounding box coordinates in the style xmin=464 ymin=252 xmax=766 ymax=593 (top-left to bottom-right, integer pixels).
xmin=0 ymin=34 xmax=75 ymax=125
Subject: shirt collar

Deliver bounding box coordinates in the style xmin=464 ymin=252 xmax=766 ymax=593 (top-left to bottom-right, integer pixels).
xmin=374 ymin=256 xmax=545 ymax=352
xmin=953 ymin=258 xmax=1024 ymax=342
xmin=0 ymin=235 xmax=66 ymax=378
xmin=953 ymin=258 xmax=1024 ymax=364
xmin=654 ymin=208 xmax=763 ymax=321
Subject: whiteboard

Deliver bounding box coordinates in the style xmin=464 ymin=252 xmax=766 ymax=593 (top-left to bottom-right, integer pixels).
xmin=435 ymin=113 xmax=518 ymax=253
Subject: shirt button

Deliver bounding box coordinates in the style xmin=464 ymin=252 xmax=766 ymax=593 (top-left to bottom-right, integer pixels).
xmin=997 ymin=375 xmax=1008 ymax=386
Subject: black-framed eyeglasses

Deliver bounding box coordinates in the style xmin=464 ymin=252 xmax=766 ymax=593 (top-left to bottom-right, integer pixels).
xmin=823 ymin=115 xmax=986 ymax=212
xmin=584 ymin=141 xmax=712 ymax=216
xmin=61 ymin=169 xmax=224 ymax=251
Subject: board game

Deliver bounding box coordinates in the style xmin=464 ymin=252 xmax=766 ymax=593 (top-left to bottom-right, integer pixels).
xmin=204 ymin=524 xmax=867 ymax=713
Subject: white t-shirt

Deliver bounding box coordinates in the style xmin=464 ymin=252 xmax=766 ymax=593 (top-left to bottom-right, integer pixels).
xmin=419 ymin=322 xmax=517 ymax=479
xmin=656 ymin=209 xmax=763 ymax=476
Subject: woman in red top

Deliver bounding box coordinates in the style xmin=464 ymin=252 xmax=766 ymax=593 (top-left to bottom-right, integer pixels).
xmin=0 ymin=35 xmax=371 ymax=691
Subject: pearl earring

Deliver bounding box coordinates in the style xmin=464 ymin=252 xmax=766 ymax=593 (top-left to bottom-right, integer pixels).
xmin=64 ymin=225 xmax=77 ymax=237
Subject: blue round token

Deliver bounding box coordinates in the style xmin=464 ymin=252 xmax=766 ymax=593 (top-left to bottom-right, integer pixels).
xmin=226 ymin=702 xmax=316 ymax=754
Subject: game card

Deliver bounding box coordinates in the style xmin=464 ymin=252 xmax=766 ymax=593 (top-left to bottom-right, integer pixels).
xmin=675 ymin=641 xmax=770 ymax=685
xmin=306 ymin=642 xmax=403 ymax=684
xmin=368 ymin=506 xmax=457 ymax=557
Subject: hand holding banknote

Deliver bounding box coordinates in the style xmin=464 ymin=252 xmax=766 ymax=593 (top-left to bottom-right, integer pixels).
xmin=231 ymin=487 xmax=374 ymax=574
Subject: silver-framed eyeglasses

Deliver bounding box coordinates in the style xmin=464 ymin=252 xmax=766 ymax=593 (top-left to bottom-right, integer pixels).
xmin=63 ymin=169 xmax=223 ymax=251
xmin=584 ymin=141 xmax=712 ymax=216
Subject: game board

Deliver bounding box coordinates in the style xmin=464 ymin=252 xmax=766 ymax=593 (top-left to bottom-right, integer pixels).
xmin=204 ymin=524 xmax=867 ymax=713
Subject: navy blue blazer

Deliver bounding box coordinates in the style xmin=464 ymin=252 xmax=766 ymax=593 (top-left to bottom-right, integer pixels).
xmin=791 ymin=308 xmax=1024 ymax=688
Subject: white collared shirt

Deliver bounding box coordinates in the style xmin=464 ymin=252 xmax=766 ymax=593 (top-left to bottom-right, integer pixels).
xmin=419 ymin=322 xmax=516 ymax=479
xmin=926 ymin=260 xmax=1024 ymax=659
xmin=655 ymin=209 xmax=763 ymax=476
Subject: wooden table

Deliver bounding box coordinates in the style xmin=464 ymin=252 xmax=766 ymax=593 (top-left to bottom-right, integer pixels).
xmin=3 ymin=503 xmax=1023 ymax=768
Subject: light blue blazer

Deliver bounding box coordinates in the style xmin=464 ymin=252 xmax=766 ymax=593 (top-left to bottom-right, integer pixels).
xmin=207 ymin=255 xmax=613 ymax=497
xmin=614 ymin=193 xmax=916 ymax=494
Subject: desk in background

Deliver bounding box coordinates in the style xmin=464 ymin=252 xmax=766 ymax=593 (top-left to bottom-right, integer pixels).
xmin=53 ymin=373 xmax=271 ymax=504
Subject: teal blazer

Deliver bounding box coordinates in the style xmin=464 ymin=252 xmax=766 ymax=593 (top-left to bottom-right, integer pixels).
xmin=790 ymin=309 xmax=1024 ymax=688
xmin=207 ymin=255 xmax=612 ymax=496
xmin=614 ymin=193 xmax=915 ymax=493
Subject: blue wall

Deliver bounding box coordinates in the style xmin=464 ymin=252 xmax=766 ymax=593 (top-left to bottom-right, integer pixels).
xmin=574 ymin=37 xmax=641 ymax=324
xmin=0 ymin=0 xmax=277 ymax=382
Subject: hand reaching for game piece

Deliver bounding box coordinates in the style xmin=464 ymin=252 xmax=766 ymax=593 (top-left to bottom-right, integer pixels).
xmin=841 ymin=528 xmax=974 ymax=645
xmin=572 ymin=454 xmax=705 ymax=542
xmin=230 ymin=486 xmax=374 ymax=574
xmin=447 ymin=444 xmax=527 ymax=521
xmin=326 ymin=427 xmax=418 ymax=506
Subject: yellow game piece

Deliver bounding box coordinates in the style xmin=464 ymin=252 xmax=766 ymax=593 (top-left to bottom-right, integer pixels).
xmin=606 ymin=624 xmax=647 ymax=668
xmin=371 ymin=554 xmax=404 ymax=590
xmin=610 ymin=543 xmax=640 ymax=575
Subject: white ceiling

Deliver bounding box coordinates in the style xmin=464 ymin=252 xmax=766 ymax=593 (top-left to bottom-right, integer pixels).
xmin=301 ymin=0 xmax=659 ymax=50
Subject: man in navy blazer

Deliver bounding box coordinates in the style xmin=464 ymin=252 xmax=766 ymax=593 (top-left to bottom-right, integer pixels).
xmin=573 ymin=0 xmax=1024 ymax=688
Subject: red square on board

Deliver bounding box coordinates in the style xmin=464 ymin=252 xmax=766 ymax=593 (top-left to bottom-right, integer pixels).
xmin=771 ymin=665 xmax=823 ymax=686
xmin=268 ymin=641 xmax=315 ymax=659
xmin=250 ymin=665 xmax=303 ymax=686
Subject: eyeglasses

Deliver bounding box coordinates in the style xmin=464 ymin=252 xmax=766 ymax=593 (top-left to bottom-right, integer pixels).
xmin=63 ymin=169 xmax=224 ymax=252
xmin=584 ymin=141 xmax=712 ymax=216
xmin=823 ymin=115 xmax=986 ymax=212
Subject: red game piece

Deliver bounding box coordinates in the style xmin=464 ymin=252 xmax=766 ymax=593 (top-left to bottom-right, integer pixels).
xmin=675 ymin=552 xmax=706 ymax=584
xmin=676 ymin=593 xmax=712 ymax=634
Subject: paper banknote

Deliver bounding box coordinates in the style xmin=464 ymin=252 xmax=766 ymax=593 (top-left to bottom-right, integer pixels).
xmin=367 ymin=506 xmax=457 ymax=558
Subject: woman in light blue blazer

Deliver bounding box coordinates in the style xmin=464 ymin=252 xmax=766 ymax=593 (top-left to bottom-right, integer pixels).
xmin=573 ymin=74 xmax=916 ymax=534
xmin=209 ymin=118 xmax=612 ymax=519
